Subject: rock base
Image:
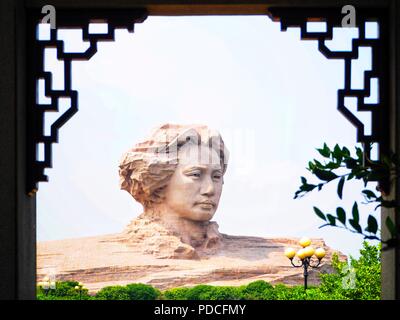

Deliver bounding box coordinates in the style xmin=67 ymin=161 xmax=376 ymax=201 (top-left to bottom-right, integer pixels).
xmin=37 ymin=232 xmax=345 ymax=293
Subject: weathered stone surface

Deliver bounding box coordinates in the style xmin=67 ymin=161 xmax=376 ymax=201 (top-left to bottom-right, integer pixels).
xmin=37 ymin=228 xmax=345 ymax=293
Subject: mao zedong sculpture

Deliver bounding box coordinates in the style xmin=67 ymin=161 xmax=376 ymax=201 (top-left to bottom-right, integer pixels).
xmin=37 ymin=123 xmax=343 ymax=291
xmin=118 ymin=124 xmax=229 ymax=259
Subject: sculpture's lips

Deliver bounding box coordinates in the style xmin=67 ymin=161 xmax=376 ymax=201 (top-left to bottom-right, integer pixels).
xmin=195 ymin=200 xmax=216 ymax=207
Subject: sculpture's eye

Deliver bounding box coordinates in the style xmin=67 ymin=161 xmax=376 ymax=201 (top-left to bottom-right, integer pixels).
xmin=188 ymin=171 xmax=201 ymax=178
xmin=212 ymin=170 xmax=222 ymax=181
xmin=213 ymin=174 xmax=222 ymax=181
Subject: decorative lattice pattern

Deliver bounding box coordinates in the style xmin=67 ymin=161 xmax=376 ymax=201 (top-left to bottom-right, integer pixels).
xmin=267 ymin=7 xmax=389 ymax=165
xmin=27 ymin=7 xmax=389 ymax=194
xmin=27 ymin=9 xmax=148 ymax=194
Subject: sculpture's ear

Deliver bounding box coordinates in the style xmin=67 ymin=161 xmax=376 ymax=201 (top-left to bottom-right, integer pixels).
xmin=151 ymin=186 xmax=166 ymax=204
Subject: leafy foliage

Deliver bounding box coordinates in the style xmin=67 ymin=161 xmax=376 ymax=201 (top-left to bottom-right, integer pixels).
xmin=318 ymin=242 xmax=381 ymax=300
xmin=183 ymin=285 xmax=215 ymax=300
xmin=295 ymin=143 xmax=399 ymax=245
xmin=201 ymin=286 xmax=243 ymax=300
xmin=240 ymin=280 xmax=274 ymax=300
xmin=95 ymin=285 xmax=130 ymax=300
xmin=162 ymin=287 xmax=192 ymax=300
xmin=125 ymin=283 xmax=161 ymax=300
xmin=177 ymin=285 xmax=242 ymax=300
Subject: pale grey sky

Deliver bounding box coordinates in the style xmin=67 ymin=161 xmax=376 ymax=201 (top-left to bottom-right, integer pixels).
xmin=37 ymin=16 xmax=379 ymax=258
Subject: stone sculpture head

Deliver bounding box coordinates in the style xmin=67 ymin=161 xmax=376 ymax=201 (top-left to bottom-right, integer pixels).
xmin=119 ymin=124 xmax=229 ymax=224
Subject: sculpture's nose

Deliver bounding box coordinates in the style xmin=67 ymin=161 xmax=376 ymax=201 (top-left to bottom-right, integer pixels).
xmin=200 ymin=175 xmax=215 ymax=196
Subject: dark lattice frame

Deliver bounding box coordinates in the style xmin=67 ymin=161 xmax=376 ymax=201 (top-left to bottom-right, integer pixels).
xmin=26 ymin=9 xmax=148 ymax=194
xmin=26 ymin=7 xmax=390 ymax=194
xmin=268 ymin=7 xmax=389 ymax=161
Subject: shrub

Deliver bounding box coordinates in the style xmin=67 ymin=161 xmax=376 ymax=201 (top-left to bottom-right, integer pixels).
xmin=204 ymin=286 xmax=242 ymax=300
xmin=319 ymin=241 xmax=381 ymax=300
xmin=260 ymin=287 xmax=276 ymax=300
xmin=351 ymin=242 xmax=381 ymax=299
xmin=241 ymin=280 xmax=274 ymax=300
xmin=164 ymin=285 xmax=242 ymax=300
xmin=126 ymin=283 xmax=161 ymax=300
xmin=95 ymin=285 xmax=130 ymax=300
xmin=162 ymin=287 xmax=191 ymax=300
xmin=274 ymin=284 xmax=303 ymax=300
xmin=184 ymin=285 xmax=215 ymax=300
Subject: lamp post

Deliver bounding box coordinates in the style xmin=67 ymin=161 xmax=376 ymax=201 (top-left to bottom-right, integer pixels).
xmin=37 ymin=276 xmax=56 ymax=295
xmin=284 ymin=237 xmax=326 ymax=290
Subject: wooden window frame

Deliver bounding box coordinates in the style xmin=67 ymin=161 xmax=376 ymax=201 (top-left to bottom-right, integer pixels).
xmin=0 ymin=0 xmax=398 ymax=300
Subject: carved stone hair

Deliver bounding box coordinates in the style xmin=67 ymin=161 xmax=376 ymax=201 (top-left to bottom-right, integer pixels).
xmin=119 ymin=124 xmax=229 ymax=209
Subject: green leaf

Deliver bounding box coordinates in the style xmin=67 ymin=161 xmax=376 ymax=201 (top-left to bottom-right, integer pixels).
xmin=362 ymin=189 xmax=377 ymax=200
xmin=365 ymin=215 xmax=378 ymax=234
xmin=337 ymin=176 xmax=345 ymax=199
xmin=333 ymin=144 xmax=343 ymax=162
xmin=363 ymin=177 xmax=368 ymax=187
xmin=314 ymin=159 xmax=323 ymax=168
xmin=344 ymin=158 xmax=358 ymax=169
xmin=349 ymin=219 xmax=362 ymax=233
xmin=314 ymin=168 xmax=338 ymax=182
xmin=353 ymin=169 xmax=368 ymax=179
xmin=325 ymin=162 xmax=341 ymax=170
xmin=301 ymin=176 xmax=307 ymax=184
xmin=317 ymin=149 xmax=328 ymax=158
xmin=313 ymin=207 xmax=326 ymax=221
xmin=352 ymin=202 xmax=360 ymax=223
xmin=336 ymin=207 xmax=346 ymax=225
xmin=385 ymin=217 xmax=396 ymax=238
xmin=300 ymin=184 xmax=316 ymax=192
xmin=317 ymin=143 xmax=331 ymax=158
xmin=347 ymin=172 xmax=355 ymax=180
xmin=327 ymin=214 xmax=336 ymax=226
xmin=342 ymin=146 xmax=350 ymax=157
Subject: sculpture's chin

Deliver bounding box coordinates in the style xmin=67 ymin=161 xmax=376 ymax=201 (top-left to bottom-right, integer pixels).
xmin=186 ymin=208 xmax=215 ymax=222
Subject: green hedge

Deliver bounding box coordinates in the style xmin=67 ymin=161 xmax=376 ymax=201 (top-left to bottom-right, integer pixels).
xmin=37 ymin=242 xmax=380 ymax=300
xmin=95 ymin=285 xmax=131 ymax=300
xmin=95 ymin=283 xmax=161 ymax=300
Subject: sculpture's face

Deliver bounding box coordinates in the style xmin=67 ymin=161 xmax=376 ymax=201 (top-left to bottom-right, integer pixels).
xmin=163 ymin=143 xmax=224 ymax=222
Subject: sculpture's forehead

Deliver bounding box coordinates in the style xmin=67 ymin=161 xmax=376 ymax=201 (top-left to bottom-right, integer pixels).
xmin=177 ymin=144 xmax=222 ymax=168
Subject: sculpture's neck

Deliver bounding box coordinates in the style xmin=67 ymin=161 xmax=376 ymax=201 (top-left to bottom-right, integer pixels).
xmin=142 ymin=207 xmax=221 ymax=249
